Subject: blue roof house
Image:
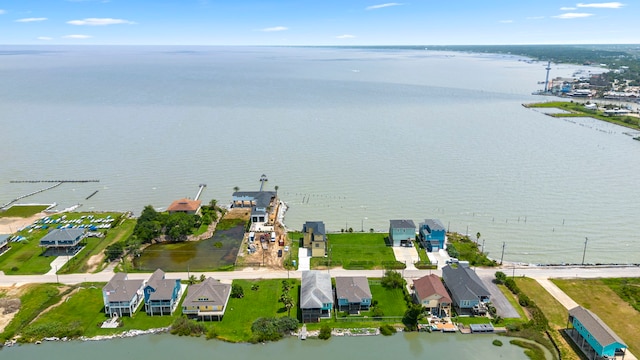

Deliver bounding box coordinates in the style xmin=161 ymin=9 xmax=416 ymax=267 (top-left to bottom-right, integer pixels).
xmin=389 ymin=220 xmax=416 ymax=247
xmin=567 ymin=306 xmax=627 ymax=360
xmin=144 ymin=269 xmax=182 ymax=316
xmin=419 ymin=219 xmax=446 ymax=252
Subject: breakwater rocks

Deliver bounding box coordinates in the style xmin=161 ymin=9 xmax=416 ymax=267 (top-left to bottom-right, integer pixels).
xmin=80 ymin=327 xmax=170 ymax=342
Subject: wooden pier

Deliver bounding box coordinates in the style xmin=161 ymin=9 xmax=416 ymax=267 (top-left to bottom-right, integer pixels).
xmin=194 ymin=184 xmax=207 ymax=201
xmin=10 ymin=180 xmax=99 ymax=183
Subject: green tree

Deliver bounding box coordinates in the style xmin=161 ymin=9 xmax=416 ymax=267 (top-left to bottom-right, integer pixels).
xmin=381 ymin=270 xmax=404 ymax=289
xmin=165 ymin=212 xmax=196 ymax=241
xmin=402 ymin=303 xmax=424 ymax=331
xmin=188 ymin=275 xmax=197 ymax=285
xmin=279 ymin=293 xmax=295 ymax=317
xmin=231 ymin=284 xmax=244 ymax=299
xmin=494 ymin=271 xmax=507 ymax=285
xmin=281 ymin=280 xmax=292 ymax=293
xmin=199 ymin=274 xmax=206 ymax=282
xmin=476 ymin=232 xmax=481 ymax=243
xmin=104 ymin=242 xmax=125 ymax=261
xmin=233 ymin=186 xmax=239 ymax=193
xmin=318 ymin=325 xmax=331 ymax=340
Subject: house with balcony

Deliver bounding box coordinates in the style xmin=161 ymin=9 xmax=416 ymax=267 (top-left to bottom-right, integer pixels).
xmin=412 ymin=274 xmax=451 ymax=317
xmin=442 ymin=265 xmax=490 ymax=315
xmin=335 ymin=276 xmax=372 ymax=314
xmin=302 ymin=221 xmax=327 ymax=257
xmin=182 ymin=278 xmax=231 ymax=321
xmin=389 ymin=219 xmax=416 ymax=247
xmin=301 ymin=271 xmax=333 ymax=323
xmin=567 ymin=306 xmax=627 ymax=360
xmin=231 ymin=191 xmax=276 ymax=224
xmin=418 ymin=219 xmax=446 ymax=252
xmin=143 ymin=269 xmax=182 ymax=316
xmin=167 ymin=198 xmax=202 ymax=215
xmin=39 ymin=228 xmax=86 ymax=255
xmin=103 ymin=273 xmax=144 ymax=317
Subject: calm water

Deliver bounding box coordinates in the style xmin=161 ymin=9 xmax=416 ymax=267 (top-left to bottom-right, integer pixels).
xmin=0 ymin=332 xmax=531 ymax=360
xmin=1 ymin=46 xmax=638 ymax=264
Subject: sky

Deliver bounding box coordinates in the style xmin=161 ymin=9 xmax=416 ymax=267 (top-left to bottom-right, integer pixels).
xmin=0 ymin=0 xmax=636 ymax=45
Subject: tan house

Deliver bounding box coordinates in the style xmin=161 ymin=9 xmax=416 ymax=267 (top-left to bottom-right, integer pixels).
xmin=413 ymin=274 xmax=451 ymax=317
xmin=182 ymin=278 xmax=231 ymax=321
xmin=167 ymin=198 xmax=202 ymax=215
xmin=302 ymin=221 xmax=327 ymax=257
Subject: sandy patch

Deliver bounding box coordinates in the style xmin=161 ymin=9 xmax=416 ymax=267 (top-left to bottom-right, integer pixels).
xmin=0 ymin=212 xmax=48 ymax=234
xmin=0 ymin=286 xmax=26 ymax=334
xmin=86 ymin=254 xmax=105 ymax=273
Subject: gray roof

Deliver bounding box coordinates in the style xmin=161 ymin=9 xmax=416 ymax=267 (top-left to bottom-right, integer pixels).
xmin=232 ymin=191 xmax=276 ymax=209
xmin=420 ymin=219 xmax=445 ymax=231
xmin=103 ymin=273 xmax=144 ymax=302
xmin=335 ymin=277 xmax=372 ymax=303
xmin=569 ymin=306 xmax=626 ymax=348
xmin=303 ymin=221 xmax=326 ymax=236
xmin=300 ymin=271 xmax=333 ymax=309
xmin=40 ymin=228 xmax=85 ymax=242
xmin=442 ymin=265 xmax=490 ymax=304
xmin=390 ymin=219 xmax=416 ymax=229
xmin=146 ymin=269 xmax=179 ymax=301
xmin=183 ymin=278 xmax=231 ymax=308
xmin=0 ymin=234 xmax=9 ymax=246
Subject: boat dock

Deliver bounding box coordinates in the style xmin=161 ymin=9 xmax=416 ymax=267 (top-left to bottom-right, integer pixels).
xmin=299 ymin=324 xmax=307 ymax=340
xmin=194 ymin=184 xmax=206 ymax=201
xmin=1 ymin=182 xmax=63 ymax=210
xmin=10 ymin=180 xmax=100 ymax=183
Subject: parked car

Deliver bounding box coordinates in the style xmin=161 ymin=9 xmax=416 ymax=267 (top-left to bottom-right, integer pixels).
xmin=277 ymin=249 xmax=283 ymax=257
xmin=284 ymin=245 xmax=289 ymax=252
xmin=445 ymin=258 xmax=459 ymax=264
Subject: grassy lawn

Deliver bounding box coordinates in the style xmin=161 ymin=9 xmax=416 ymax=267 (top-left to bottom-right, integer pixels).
xmin=525 ymin=101 xmax=640 ymax=130
xmin=215 ymin=279 xmax=300 ymax=342
xmin=310 ymin=232 xmax=397 ymax=270
xmin=497 ymin=283 xmax=528 ymax=319
xmin=59 ymin=218 xmax=135 ymax=274
xmin=369 ymin=281 xmax=407 ymax=317
xmin=553 ymin=278 xmax=640 ymax=354
xmin=0 ymin=283 xmax=66 ymax=342
xmin=0 ymin=212 xmax=126 ymax=275
xmin=0 ymin=205 xmax=50 ymax=218
xmin=453 ymin=316 xmax=492 ymax=325
xmin=446 ymin=233 xmax=497 ymax=267
xmin=514 ymin=278 xmax=581 ymax=360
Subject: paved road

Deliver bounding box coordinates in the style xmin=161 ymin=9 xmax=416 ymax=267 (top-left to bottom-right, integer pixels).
xmin=477 ymin=272 xmax=520 ymax=318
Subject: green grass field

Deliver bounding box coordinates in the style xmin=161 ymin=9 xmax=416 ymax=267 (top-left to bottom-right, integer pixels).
xmin=526 ymin=101 xmax=640 ymax=130
xmin=0 ymin=205 xmax=50 ymax=218
xmin=0 ymin=212 xmax=126 ymax=275
xmin=553 ymin=278 xmax=640 ymax=354
xmin=215 ymin=279 xmax=300 ymax=342
xmin=310 ymin=232 xmax=397 ymax=270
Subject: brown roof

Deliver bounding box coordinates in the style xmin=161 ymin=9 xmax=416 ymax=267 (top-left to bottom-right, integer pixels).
xmin=413 ymin=274 xmax=451 ymax=303
xmin=167 ymin=198 xmax=201 ymax=212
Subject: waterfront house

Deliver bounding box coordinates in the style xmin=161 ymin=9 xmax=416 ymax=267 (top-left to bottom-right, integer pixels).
xmin=39 ymin=228 xmax=86 ymax=254
xmin=103 ymin=273 xmax=144 ymax=317
xmin=412 ymin=274 xmax=451 ymax=317
xmin=389 ymin=220 xmax=416 ymax=247
xmin=302 ymin=221 xmax=327 ymax=257
xmin=567 ymin=306 xmax=627 ymax=360
xmin=143 ymin=269 xmax=182 ymax=316
xmin=335 ymin=276 xmax=372 ymax=314
xmin=0 ymin=234 xmax=9 ymax=254
xmin=167 ymin=198 xmax=202 ymax=215
xmin=182 ymin=278 xmax=231 ymax=321
xmin=301 ymin=271 xmax=333 ymax=323
xmin=441 ymin=265 xmax=490 ymax=315
xmin=231 ymin=191 xmax=276 ymax=224
xmin=418 ymin=219 xmax=446 ymax=252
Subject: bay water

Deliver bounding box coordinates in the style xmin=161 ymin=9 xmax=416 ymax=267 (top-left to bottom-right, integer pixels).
xmin=1 ymin=46 xmax=638 ymax=264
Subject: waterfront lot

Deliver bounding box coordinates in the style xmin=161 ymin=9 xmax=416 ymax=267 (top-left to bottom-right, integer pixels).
xmin=0 ymin=212 xmax=126 ymax=275
xmin=552 ymin=278 xmax=640 ymax=354
xmin=309 ymin=233 xmax=398 ymax=270
xmin=0 ymin=205 xmax=49 ymax=218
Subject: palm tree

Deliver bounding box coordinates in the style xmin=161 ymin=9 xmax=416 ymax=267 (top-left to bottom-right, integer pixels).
xmin=476 ymin=232 xmax=481 ymax=244
xmin=233 ymin=186 xmax=239 ymax=193
xmin=279 ymin=293 xmax=295 ymax=317
xmin=274 ymin=185 xmax=279 ymax=197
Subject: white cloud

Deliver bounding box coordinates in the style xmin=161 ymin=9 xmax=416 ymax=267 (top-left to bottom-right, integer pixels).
xmin=16 ymin=17 xmax=48 ymax=23
xmin=37 ymin=36 xmax=53 ymax=41
xmin=366 ymin=3 xmax=402 ymax=10
xmin=553 ymin=12 xmax=594 ymax=18
xmin=63 ymin=34 xmax=92 ymax=39
xmin=499 ymin=20 xmax=514 ymax=23
xmin=560 ymin=7 xmax=577 ymax=10
xmin=0 ymin=9 xmax=6 ymax=14
xmin=260 ymin=26 xmax=288 ymax=32
xmin=577 ymin=2 xmax=625 ymax=8
xmin=67 ymin=18 xmax=135 ymax=26
xmin=336 ymin=34 xmax=356 ymax=39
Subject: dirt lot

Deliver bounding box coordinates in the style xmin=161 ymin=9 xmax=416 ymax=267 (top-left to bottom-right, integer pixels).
xmin=0 ymin=286 xmax=25 ymax=333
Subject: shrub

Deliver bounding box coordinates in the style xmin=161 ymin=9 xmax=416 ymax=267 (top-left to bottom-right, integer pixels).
xmin=371 ymin=306 xmax=384 ymax=320
xmin=494 ymin=271 xmax=507 ymax=284
xmin=493 ymin=339 xmax=503 ymax=346
xmin=381 ymin=270 xmax=404 ymax=289
xmin=231 ymin=284 xmax=244 ymax=298
xmin=170 ymin=317 xmax=207 ymax=337
xmin=251 ymin=317 xmax=298 ymax=343
xmin=318 ymin=325 xmax=332 ymax=340
xmin=206 ymin=326 xmax=217 ymax=340
xmin=379 ymin=324 xmax=397 ymax=336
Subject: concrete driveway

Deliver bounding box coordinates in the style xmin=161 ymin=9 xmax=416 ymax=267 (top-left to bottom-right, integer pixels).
xmin=392 ymin=246 xmax=419 ymax=270
xmin=297 ymin=248 xmax=310 ymax=271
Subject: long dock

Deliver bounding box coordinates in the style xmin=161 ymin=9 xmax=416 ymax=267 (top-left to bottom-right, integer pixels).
xmin=194 ymin=184 xmax=206 ymax=201
xmin=1 ymin=182 xmax=63 ymax=209
xmin=10 ymin=180 xmax=99 ymax=183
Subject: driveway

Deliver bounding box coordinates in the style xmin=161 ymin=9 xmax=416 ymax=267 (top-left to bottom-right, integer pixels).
xmin=297 ymin=248 xmax=310 ymax=271
xmin=392 ymin=246 xmax=419 ymax=270
xmin=477 ymin=272 xmax=521 ymax=319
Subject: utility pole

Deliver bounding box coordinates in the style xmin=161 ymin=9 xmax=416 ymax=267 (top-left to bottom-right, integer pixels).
xmin=481 ymin=239 xmax=485 ymax=254
xmin=582 ymin=237 xmax=588 ymax=265
xmin=500 ymin=242 xmax=505 ymax=265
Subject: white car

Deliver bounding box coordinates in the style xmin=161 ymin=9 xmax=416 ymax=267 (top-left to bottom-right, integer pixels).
xmin=284 ymin=246 xmax=290 ymax=252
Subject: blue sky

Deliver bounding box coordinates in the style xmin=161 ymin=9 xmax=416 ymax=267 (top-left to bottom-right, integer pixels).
xmin=0 ymin=1 xmax=635 ymax=45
